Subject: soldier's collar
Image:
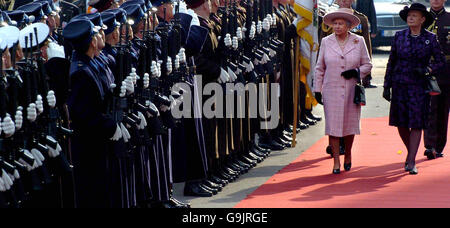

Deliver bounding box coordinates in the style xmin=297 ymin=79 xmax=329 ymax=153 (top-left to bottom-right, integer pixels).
xmin=430 ymin=7 xmax=445 ymax=16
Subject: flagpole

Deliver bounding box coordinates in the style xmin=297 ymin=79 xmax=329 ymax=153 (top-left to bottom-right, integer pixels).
xmin=292 ymin=36 xmax=300 ymax=147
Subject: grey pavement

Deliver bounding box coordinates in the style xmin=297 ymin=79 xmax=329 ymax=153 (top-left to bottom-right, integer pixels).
xmin=173 ymin=49 xmax=392 ymax=208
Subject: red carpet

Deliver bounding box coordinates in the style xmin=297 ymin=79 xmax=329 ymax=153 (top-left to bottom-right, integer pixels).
xmin=235 ymin=116 xmax=450 ymax=208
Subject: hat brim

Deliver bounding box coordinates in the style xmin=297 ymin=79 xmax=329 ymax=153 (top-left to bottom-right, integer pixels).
xmin=323 ymin=12 xmax=360 ymax=29
xmin=399 ymin=8 xmax=434 ymax=28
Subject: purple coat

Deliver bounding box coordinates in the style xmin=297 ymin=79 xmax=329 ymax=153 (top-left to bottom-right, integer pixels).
xmin=384 ymin=29 xmax=446 ymax=88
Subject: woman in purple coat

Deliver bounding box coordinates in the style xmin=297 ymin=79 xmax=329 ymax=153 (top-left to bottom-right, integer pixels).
xmin=383 ymin=3 xmax=446 ymax=175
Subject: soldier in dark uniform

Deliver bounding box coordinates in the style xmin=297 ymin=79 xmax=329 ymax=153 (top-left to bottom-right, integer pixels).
xmin=63 ymin=19 xmax=123 ymax=208
xmin=424 ymin=0 xmax=450 ymax=159
xmin=58 ymin=0 xmax=81 ymax=28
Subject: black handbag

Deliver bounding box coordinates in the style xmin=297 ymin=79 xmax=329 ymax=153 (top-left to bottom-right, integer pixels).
xmin=353 ymin=69 xmax=366 ymax=106
xmin=425 ymin=75 xmax=441 ymax=96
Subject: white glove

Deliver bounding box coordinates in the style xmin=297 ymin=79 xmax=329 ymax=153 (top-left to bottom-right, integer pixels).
xmin=227 ymin=67 xmax=237 ymax=82
xmin=263 ymin=18 xmax=270 ymax=31
xmin=151 ymin=61 xmax=159 ymax=77
xmin=157 ymin=62 xmax=162 ymax=78
xmin=27 ymin=103 xmax=37 ymax=122
xmin=110 ymin=124 xmax=123 ymax=141
xmin=179 ymin=48 xmax=186 ymax=63
xmin=30 ymin=148 xmax=45 ymax=168
xmin=269 ymin=48 xmax=277 ymax=58
xmin=257 ymin=20 xmax=263 ymax=34
xmin=119 ymin=81 xmax=127 ymax=97
xmin=232 ymin=36 xmax=239 ymax=50
xmin=262 ymin=53 xmax=270 ymax=64
xmin=267 ymin=14 xmax=273 ymax=25
xmin=120 ymin=123 xmax=131 ymax=143
xmin=130 ymin=68 xmax=138 ymax=85
xmin=125 ymin=77 xmax=134 ymax=95
xmin=145 ymin=100 xmax=160 ymax=117
xmin=174 ymin=55 xmax=180 ymax=70
xmin=15 ymin=107 xmax=23 ymax=130
xmin=167 ymin=57 xmax=173 ymax=74
xmin=243 ymin=61 xmax=254 ymax=73
xmin=137 ymin=111 xmax=147 ymax=130
xmin=218 ymin=68 xmax=230 ymax=83
xmin=224 ymin=34 xmax=232 ymax=47
xmin=272 ymin=13 xmax=277 ymax=26
xmin=0 ymin=174 xmax=5 ymax=192
xmin=47 ymin=90 xmax=56 ymax=108
xmin=1 ymin=170 xmax=13 ymax=190
xmin=250 ymin=22 xmax=256 ymax=39
xmin=2 ymin=114 xmax=15 ymax=137
xmin=143 ymin=73 xmax=150 ymax=89
xmin=46 ymin=42 xmax=65 ymax=60
xmin=237 ymin=27 xmax=243 ymax=40
xmin=35 ymin=95 xmax=44 ymax=114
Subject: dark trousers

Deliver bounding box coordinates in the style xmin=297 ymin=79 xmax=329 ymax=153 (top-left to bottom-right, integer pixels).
xmin=424 ymin=85 xmax=450 ymax=153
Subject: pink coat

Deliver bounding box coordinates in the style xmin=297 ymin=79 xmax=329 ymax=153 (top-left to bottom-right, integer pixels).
xmin=314 ymin=33 xmax=372 ymax=137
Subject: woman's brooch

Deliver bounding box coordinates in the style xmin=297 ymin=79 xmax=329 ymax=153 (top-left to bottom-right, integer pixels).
xmin=353 ymin=39 xmax=359 ymax=44
xmin=425 ymin=40 xmax=430 ymax=45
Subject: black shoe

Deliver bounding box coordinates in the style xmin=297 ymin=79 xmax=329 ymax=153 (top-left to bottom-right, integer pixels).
xmin=424 ymin=148 xmax=437 ymax=160
xmin=404 ymin=162 xmax=410 ymax=172
xmin=280 ymin=133 xmax=293 ymax=142
xmin=248 ymin=152 xmax=264 ymax=163
xmin=222 ymin=167 xmax=239 ymax=177
xmin=333 ymin=168 xmax=340 ymax=174
xmin=436 ymin=152 xmax=444 ymax=158
xmin=364 ymin=84 xmax=377 ymax=88
xmin=409 ymin=166 xmax=418 ymax=175
xmin=297 ymin=122 xmax=309 ymax=130
xmin=217 ymin=170 xmax=234 ymax=181
xmin=274 ymin=137 xmax=291 ymax=148
xmin=210 ymin=175 xmax=228 ymax=186
xmin=199 ymin=183 xmax=218 ymax=195
xmin=169 ymin=197 xmax=191 ymax=208
xmin=238 ymin=156 xmax=257 ymax=167
xmin=253 ymin=143 xmax=271 ymax=153
xmin=203 ymin=180 xmax=223 ymax=192
xmin=235 ymin=159 xmax=253 ymax=169
xmin=250 ymin=147 xmax=268 ymax=158
xmin=228 ymin=161 xmax=248 ymax=173
xmin=184 ymin=183 xmax=213 ymax=197
xmin=282 ymin=130 xmax=293 ymax=137
xmin=306 ymin=111 xmax=322 ymax=121
xmin=301 ymin=117 xmax=317 ymax=126
xmin=344 ymin=163 xmax=352 ymax=171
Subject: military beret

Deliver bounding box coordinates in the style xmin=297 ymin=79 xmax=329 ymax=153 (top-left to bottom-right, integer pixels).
xmin=104 ymin=8 xmax=128 ymax=24
xmin=151 ymin=0 xmax=172 ymax=7
xmin=101 ymin=12 xmax=119 ymax=35
xmin=185 ymin=0 xmax=206 ymax=9
xmin=121 ymin=4 xmax=145 ymax=25
xmin=63 ymin=19 xmax=99 ymax=47
xmin=16 ymin=3 xmax=45 ymax=22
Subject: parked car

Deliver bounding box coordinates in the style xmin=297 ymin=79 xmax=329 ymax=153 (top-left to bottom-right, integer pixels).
xmin=372 ymin=0 xmax=412 ymax=47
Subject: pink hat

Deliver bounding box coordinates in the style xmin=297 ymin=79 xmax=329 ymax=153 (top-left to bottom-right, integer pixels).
xmin=323 ymin=8 xmax=360 ymax=29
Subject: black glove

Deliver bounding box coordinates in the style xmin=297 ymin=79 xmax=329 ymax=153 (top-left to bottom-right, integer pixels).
xmin=412 ymin=67 xmax=429 ymax=77
xmin=383 ymin=87 xmax=391 ymax=102
xmin=341 ymin=68 xmax=359 ymax=80
xmin=315 ymin=92 xmax=323 ymax=105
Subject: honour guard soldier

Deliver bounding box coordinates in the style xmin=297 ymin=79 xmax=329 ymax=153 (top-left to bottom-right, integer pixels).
xmin=63 ymin=19 xmax=123 ymax=207
xmin=424 ymin=0 xmax=450 ymax=159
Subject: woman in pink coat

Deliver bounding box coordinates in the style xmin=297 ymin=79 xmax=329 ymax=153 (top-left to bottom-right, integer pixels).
xmin=314 ymin=8 xmax=373 ymax=174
